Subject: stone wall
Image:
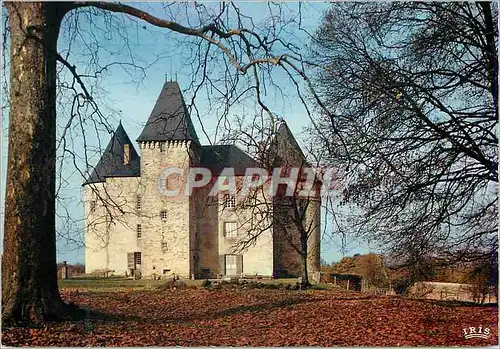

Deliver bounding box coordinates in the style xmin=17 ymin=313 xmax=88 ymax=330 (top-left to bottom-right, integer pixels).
xmin=84 ymin=183 xmax=108 ymax=273
xmin=267 ymin=122 xmax=322 ymax=279
xmin=272 ymin=202 xmax=302 ymax=278
xmin=84 ymin=135 xmax=320 ymax=279
xmin=195 ymin=188 xmax=219 ymax=278
xmin=217 ymin=188 xmax=274 ymax=277
xmin=138 ymin=140 xmax=193 ymax=278
xmin=306 ymin=197 xmax=321 ymax=275
xmin=84 ymin=177 xmax=142 ymax=275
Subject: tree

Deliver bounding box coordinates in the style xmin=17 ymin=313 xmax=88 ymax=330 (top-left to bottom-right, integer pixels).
xmin=309 ymin=2 xmax=497 ymax=273
xmin=329 ymin=254 xmax=389 ymax=288
xmin=467 ymin=253 xmax=498 ymax=304
xmin=332 ymin=256 xmax=356 ymax=275
xmin=3 ymin=2 xmax=72 ymax=324
xmin=221 ymin=115 xmax=322 ymax=288
xmin=266 ymin=121 xmax=321 ymax=287
xmin=353 ymin=254 xmax=389 ymax=288
xmin=2 ymin=2 xmax=319 ymax=324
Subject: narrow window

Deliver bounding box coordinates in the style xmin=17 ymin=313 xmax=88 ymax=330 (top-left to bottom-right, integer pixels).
xmin=134 ymin=252 xmax=141 ymax=265
xmin=136 ymin=196 xmax=142 ymax=210
xmin=90 ymin=200 xmax=96 ymax=212
xmin=137 ymin=224 xmax=142 ymax=239
xmin=224 ymin=194 xmax=236 ymax=209
xmin=161 ymin=241 xmax=168 ymax=251
xmin=160 ymin=210 xmax=168 ymax=221
xmin=224 ymin=222 xmax=238 ymax=238
xmin=124 ymin=144 xmax=130 ymax=165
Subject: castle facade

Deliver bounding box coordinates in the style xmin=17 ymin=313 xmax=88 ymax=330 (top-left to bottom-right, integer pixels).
xmin=83 ymin=81 xmax=320 ymax=279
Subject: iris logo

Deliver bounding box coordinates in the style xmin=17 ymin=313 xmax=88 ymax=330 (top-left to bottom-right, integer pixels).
xmin=462 ymin=326 xmax=491 ymax=340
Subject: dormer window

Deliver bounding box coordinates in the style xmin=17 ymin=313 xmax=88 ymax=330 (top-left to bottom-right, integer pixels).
xmin=124 ymin=144 xmax=130 ymax=165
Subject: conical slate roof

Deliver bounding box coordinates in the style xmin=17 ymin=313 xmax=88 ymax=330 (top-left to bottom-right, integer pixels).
xmin=83 ymin=122 xmax=141 ymax=186
xmin=269 ymin=120 xmax=306 ymax=165
xmin=136 ymin=81 xmax=200 ymax=144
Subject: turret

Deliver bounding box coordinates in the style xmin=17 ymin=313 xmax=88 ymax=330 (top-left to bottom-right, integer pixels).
xmin=83 ymin=122 xmax=141 ymax=274
xmin=270 ymin=120 xmax=321 ymax=279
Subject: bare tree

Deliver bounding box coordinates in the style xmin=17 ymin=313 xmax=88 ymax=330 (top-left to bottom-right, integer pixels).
xmin=308 ymin=2 xmax=497 ymax=274
xmin=2 ymin=1 xmax=322 ymax=324
xmin=219 ymin=115 xmax=321 ymax=288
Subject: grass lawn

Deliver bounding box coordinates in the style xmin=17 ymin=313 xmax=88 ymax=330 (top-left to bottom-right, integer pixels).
xmin=2 ymin=280 xmax=498 ymax=346
xmin=57 ymin=276 xmax=300 ymax=291
xmin=58 ymin=276 xmax=202 ymax=291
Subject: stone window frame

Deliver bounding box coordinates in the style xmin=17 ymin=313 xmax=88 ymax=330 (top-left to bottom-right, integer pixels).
xmin=224 ymin=221 xmax=238 ymax=239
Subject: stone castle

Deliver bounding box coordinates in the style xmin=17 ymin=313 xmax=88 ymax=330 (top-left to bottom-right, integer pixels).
xmin=83 ymin=81 xmax=320 ymax=279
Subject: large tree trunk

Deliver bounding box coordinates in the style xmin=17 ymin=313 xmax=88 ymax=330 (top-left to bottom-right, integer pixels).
xmin=2 ymin=2 xmax=80 ymax=324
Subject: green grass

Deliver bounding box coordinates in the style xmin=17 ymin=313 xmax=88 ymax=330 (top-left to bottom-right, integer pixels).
xmin=309 ymin=283 xmax=333 ymax=290
xmin=58 ymin=277 xmax=303 ymax=292
xmin=58 ymin=277 xmax=201 ymax=291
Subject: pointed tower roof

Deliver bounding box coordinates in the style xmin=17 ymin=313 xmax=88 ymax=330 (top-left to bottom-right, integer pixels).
xmin=269 ymin=119 xmax=306 ymax=166
xmin=83 ymin=122 xmax=141 ymax=186
xmin=136 ymin=81 xmax=200 ymax=144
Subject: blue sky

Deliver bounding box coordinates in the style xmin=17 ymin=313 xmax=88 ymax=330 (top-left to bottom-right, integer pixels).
xmin=1 ymin=2 xmax=370 ymax=265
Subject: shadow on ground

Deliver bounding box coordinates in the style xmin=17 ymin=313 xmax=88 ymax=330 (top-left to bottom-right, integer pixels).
xmin=86 ymin=296 xmax=321 ymax=325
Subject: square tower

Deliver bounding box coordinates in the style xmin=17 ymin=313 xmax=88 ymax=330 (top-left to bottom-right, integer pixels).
xmin=136 ymin=81 xmax=201 ymax=279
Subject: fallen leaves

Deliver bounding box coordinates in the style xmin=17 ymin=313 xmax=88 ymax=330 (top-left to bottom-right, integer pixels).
xmin=2 ymin=289 xmax=497 ymax=346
